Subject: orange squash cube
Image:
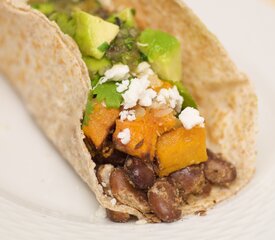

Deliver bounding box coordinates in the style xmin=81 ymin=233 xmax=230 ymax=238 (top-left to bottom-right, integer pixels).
xmin=83 ymin=102 xmax=120 ymax=149
xmin=113 ymin=109 xmax=179 ymax=161
xmin=113 ymin=115 xmax=158 ymax=161
xmin=156 ymin=127 xmax=207 ymax=177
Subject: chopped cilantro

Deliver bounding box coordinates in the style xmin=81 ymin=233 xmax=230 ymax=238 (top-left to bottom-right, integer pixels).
xmin=31 ymin=3 xmax=55 ymax=16
xmin=93 ymin=82 xmax=123 ymax=109
xmin=174 ymin=82 xmax=198 ymax=109
xmin=49 ymin=12 xmax=76 ymax=38
xmin=98 ymin=42 xmax=110 ymax=52
xmin=82 ymin=90 xmax=94 ymax=126
xmin=131 ymin=8 xmax=136 ymax=16
xmin=91 ymin=74 xmax=101 ymax=87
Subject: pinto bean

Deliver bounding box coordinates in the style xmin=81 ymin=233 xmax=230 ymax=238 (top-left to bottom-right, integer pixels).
xmin=106 ymin=209 xmax=131 ymax=223
xmin=204 ymin=150 xmax=237 ymax=186
xmin=110 ymin=168 xmax=150 ymax=213
xmin=124 ymin=157 xmax=156 ymax=190
xmin=148 ymin=179 xmax=181 ymax=222
xmin=169 ymin=165 xmax=207 ymax=197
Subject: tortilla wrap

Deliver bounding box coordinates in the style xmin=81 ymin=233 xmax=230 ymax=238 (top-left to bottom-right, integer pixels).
xmin=0 ymin=0 xmax=257 ymax=222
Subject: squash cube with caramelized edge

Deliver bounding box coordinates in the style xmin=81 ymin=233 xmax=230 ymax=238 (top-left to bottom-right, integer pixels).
xmin=113 ymin=109 xmax=179 ymax=161
xmin=156 ymin=127 xmax=207 ymax=177
xmin=83 ymin=102 xmax=120 ymax=149
xmin=113 ymin=118 xmax=158 ymax=161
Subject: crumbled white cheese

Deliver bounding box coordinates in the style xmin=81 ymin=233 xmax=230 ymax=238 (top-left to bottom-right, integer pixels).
xmin=120 ymin=110 xmax=136 ymax=121
xmin=100 ymin=64 xmax=130 ymax=83
xmin=122 ymin=76 xmax=151 ymax=109
xmin=139 ymin=88 xmax=157 ymax=107
xmin=116 ymin=80 xmax=130 ymax=93
xmin=110 ymin=198 xmax=117 ymax=206
xmin=94 ymin=206 xmax=107 ymax=219
xmin=136 ymin=62 xmax=154 ymax=77
xmin=135 ymin=219 xmax=148 ymax=225
xmin=156 ymin=86 xmax=183 ymax=113
xmin=179 ymin=107 xmax=205 ymax=130
xmin=117 ymin=128 xmax=131 ymax=145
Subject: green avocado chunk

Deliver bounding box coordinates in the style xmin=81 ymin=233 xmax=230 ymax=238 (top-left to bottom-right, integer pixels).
xmin=138 ymin=29 xmax=182 ymax=82
xmin=108 ymin=8 xmax=136 ymax=27
xmin=31 ymin=2 xmax=55 ymax=16
xmin=83 ymin=56 xmax=111 ymax=78
xmin=74 ymin=11 xmax=119 ymax=59
xmin=49 ymin=13 xmax=76 ymax=38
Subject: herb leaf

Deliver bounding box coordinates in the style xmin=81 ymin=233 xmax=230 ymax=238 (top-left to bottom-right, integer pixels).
xmin=98 ymin=42 xmax=110 ymax=52
xmin=91 ymin=74 xmax=101 ymax=88
xmin=93 ymin=82 xmax=123 ymax=109
xmin=174 ymin=82 xmax=198 ymax=109
xmin=82 ymin=90 xmax=94 ymax=126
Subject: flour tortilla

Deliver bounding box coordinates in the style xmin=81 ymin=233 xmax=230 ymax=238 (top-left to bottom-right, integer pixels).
xmin=0 ymin=0 xmax=257 ymax=222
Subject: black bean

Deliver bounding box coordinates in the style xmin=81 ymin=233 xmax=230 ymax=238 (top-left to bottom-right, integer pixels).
xmin=124 ymin=157 xmax=156 ymax=190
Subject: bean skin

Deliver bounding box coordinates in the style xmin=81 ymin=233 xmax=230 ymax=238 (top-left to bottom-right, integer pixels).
xmin=110 ymin=168 xmax=150 ymax=213
xmin=148 ymin=179 xmax=181 ymax=222
xmin=124 ymin=157 xmax=155 ymax=190
xmin=169 ymin=165 xmax=207 ymax=197
xmin=204 ymin=150 xmax=237 ymax=186
xmin=106 ymin=209 xmax=131 ymax=223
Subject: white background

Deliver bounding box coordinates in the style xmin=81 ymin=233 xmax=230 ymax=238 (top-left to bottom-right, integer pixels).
xmin=0 ymin=0 xmax=275 ymax=239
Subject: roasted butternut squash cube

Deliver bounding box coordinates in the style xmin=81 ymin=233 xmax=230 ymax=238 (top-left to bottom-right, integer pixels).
xmin=153 ymin=110 xmax=181 ymax=136
xmin=113 ymin=109 xmax=179 ymax=161
xmin=83 ymin=102 xmax=119 ymax=149
xmin=113 ymin=117 xmax=158 ymax=161
xmin=156 ymin=127 xmax=207 ymax=177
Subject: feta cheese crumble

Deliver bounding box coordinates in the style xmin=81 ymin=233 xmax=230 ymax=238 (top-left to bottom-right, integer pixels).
xmin=156 ymin=86 xmax=183 ymax=113
xmin=179 ymin=107 xmax=205 ymax=130
xmin=100 ymin=64 xmax=130 ymax=83
xmin=122 ymin=76 xmax=151 ymax=109
xmin=136 ymin=62 xmax=154 ymax=77
xmin=116 ymin=80 xmax=130 ymax=93
xmin=120 ymin=110 xmax=136 ymax=121
xmin=110 ymin=198 xmax=117 ymax=206
xmin=139 ymin=88 xmax=157 ymax=107
xmin=117 ymin=128 xmax=131 ymax=145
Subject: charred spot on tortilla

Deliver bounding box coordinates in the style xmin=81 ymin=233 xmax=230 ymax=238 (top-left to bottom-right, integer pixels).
xmin=0 ymin=0 xmax=256 ymax=224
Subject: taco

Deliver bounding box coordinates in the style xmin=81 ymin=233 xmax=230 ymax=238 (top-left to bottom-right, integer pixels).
xmin=0 ymin=0 xmax=257 ymax=223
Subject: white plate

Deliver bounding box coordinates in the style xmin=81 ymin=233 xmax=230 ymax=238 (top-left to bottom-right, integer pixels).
xmin=1 ymin=0 xmax=275 ymax=239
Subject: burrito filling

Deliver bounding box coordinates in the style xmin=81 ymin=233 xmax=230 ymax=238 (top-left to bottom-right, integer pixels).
xmin=30 ymin=0 xmax=237 ymax=223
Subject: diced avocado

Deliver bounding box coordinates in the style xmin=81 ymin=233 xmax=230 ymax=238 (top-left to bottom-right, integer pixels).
xmin=49 ymin=13 xmax=76 ymax=38
xmin=138 ymin=29 xmax=182 ymax=82
xmin=31 ymin=2 xmax=55 ymax=16
xmin=83 ymin=56 xmax=111 ymax=78
xmin=174 ymin=81 xmax=197 ymax=109
xmin=74 ymin=11 xmax=119 ymax=59
xmin=108 ymin=8 xmax=136 ymax=27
